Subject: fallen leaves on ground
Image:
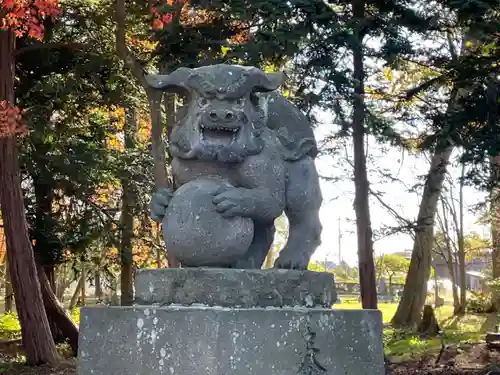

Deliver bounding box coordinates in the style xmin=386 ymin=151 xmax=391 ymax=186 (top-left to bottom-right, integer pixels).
xmin=387 ymin=343 xmax=500 ymax=374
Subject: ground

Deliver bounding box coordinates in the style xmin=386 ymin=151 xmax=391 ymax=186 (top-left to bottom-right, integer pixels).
xmin=1 ymin=300 xmax=500 ymax=374
xmin=0 ymin=362 xmax=75 ymax=375
xmin=335 ymin=299 xmax=500 ymax=374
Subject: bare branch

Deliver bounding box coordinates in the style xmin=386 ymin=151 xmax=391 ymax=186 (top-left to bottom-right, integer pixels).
xmin=369 ymin=188 xmax=416 ymax=240
xmin=13 ymin=42 xmax=87 ymax=58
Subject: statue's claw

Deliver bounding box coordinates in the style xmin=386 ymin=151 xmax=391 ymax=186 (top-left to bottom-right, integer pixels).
xmin=150 ymin=188 xmax=173 ymax=222
xmin=274 ymin=250 xmax=310 ymax=270
xmin=212 ymin=186 xmax=254 ymax=218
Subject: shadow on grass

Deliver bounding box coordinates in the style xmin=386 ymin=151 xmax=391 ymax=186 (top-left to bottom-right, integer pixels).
xmin=384 ymin=310 xmax=497 ymax=359
xmin=441 ymin=315 xmax=461 ymax=330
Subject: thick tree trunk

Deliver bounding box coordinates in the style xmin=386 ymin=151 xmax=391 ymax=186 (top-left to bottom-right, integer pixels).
xmin=392 ymin=28 xmax=481 ymax=327
xmin=417 ymin=305 xmax=440 ymax=336
xmin=392 ymin=145 xmax=453 ymax=328
xmin=351 ymin=0 xmax=377 ymax=309
xmin=120 ymin=104 xmax=137 ymax=306
xmin=31 ymin=150 xmax=77 ymax=342
xmin=0 ymin=30 xmax=58 ymax=366
xmin=37 ymin=263 xmax=79 ymax=356
xmin=4 ymin=261 xmax=13 ymax=313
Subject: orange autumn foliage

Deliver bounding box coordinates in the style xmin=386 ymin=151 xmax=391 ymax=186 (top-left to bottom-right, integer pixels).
xmin=0 ymin=100 xmax=27 ymax=138
xmin=151 ymin=0 xmax=249 ymax=44
xmin=126 ymin=33 xmax=157 ymax=54
xmin=136 ymin=110 xmax=151 ymax=143
xmin=151 ymin=0 xmax=186 ymax=30
xmin=0 ymin=0 xmax=59 ymax=39
xmin=1 ymin=0 xmax=59 ymax=138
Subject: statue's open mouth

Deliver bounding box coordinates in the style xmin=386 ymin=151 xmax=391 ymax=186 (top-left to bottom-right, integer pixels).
xmin=200 ymin=123 xmax=240 ymax=145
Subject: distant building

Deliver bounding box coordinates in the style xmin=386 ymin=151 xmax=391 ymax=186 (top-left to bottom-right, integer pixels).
xmin=432 ymin=248 xmax=491 ymax=291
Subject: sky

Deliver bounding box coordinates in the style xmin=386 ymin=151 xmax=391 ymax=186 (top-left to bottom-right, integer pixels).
xmin=309 ymin=121 xmax=490 ymax=267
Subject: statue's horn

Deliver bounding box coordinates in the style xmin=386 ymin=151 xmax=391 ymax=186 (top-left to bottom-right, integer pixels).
xmin=145 ymin=67 xmax=193 ymax=93
xmin=246 ymin=68 xmax=286 ymax=93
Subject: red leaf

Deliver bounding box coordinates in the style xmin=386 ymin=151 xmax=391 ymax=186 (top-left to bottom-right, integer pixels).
xmin=1 ymin=0 xmax=59 ymax=39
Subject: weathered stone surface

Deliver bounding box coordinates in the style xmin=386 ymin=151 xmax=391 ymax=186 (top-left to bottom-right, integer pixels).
xmin=77 ymin=306 xmax=384 ymax=375
xmin=135 ymin=268 xmax=337 ymax=308
xmin=148 ymin=64 xmax=322 ymax=269
xmin=163 ymin=179 xmax=254 ymax=267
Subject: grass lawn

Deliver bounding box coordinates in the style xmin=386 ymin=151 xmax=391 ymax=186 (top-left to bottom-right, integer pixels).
xmin=334 ymin=299 xmax=499 ymax=359
xmin=1 ymin=297 xmax=499 ymax=364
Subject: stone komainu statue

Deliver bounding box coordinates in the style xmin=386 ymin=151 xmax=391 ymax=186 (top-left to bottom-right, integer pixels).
xmin=148 ymin=64 xmax=322 ymax=269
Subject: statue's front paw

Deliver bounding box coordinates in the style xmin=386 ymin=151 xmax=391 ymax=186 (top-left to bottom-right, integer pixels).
xmin=274 ymin=250 xmax=309 ymax=270
xmin=150 ymin=188 xmax=173 ymax=222
xmin=212 ymin=186 xmax=254 ymax=218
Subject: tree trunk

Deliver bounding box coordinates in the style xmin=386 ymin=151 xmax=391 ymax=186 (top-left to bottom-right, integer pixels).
xmin=149 ymin=89 xmax=180 ymax=269
xmin=162 ymin=92 xmax=181 ymax=268
xmin=0 ymin=30 xmax=58 ymax=366
xmin=457 ymin=163 xmax=466 ymax=312
xmin=446 ymin=164 xmax=467 ymax=313
xmin=81 ymin=262 xmax=86 ymax=306
xmin=95 ymin=270 xmax=102 ymax=300
xmin=37 ymin=263 xmax=79 ymax=356
xmin=417 ymin=305 xmax=440 ymax=336
xmin=120 ymin=104 xmax=137 ymax=306
xmin=392 ymin=27 xmax=481 ymax=327
xmin=4 ymin=261 xmax=13 ymax=313
xmin=446 ymin=253 xmax=461 ymax=313
xmin=491 ymin=156 xmax=500 ymax=309
xmin=392 ymin=144 xmax=453 ymax=328
xmin=69 ymin=274 xmax=83 ymax=310
xmin=114 ymin=0 xmax=178 ymax=269
xmin=351 ymin=0 xmax=377 ymax=309
xmin=55 ymin=264 xmax=71 ymax=301
xmin=439 ymin=197 xmax=462 ymax=313
xmin=44 ymin=265 xmax=56 ymax=293
xmin=433 ymin=272 xmax=438 ymax=306
xmin=111 ymin=276 xmax=119 ymax=305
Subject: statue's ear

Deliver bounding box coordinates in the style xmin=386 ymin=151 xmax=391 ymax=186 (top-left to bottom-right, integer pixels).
xmin=145 ymin=67 xmax=193 ymax=95
xmin=249 ymin=69 xmax=286 ymax=93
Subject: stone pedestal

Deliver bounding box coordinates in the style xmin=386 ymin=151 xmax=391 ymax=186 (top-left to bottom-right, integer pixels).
xmin=77 ymin=269 xmax=385 ymax=375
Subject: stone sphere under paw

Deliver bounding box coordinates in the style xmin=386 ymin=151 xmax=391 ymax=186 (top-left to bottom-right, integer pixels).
xmin=162 ymin=179 xmax=254 ymax=266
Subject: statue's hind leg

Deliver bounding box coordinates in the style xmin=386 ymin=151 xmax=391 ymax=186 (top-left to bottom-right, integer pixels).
xmin=232 ymin=221 xmax=276 ymax=269
xmin=274 ymin=157 xmax=322 ymax=270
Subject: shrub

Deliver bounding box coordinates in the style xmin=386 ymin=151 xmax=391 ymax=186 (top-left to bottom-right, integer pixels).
xmin=466 ymin=291 xmax=492 ymax=313
xmin=0 ymin=313 xmax=21 ymax=340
